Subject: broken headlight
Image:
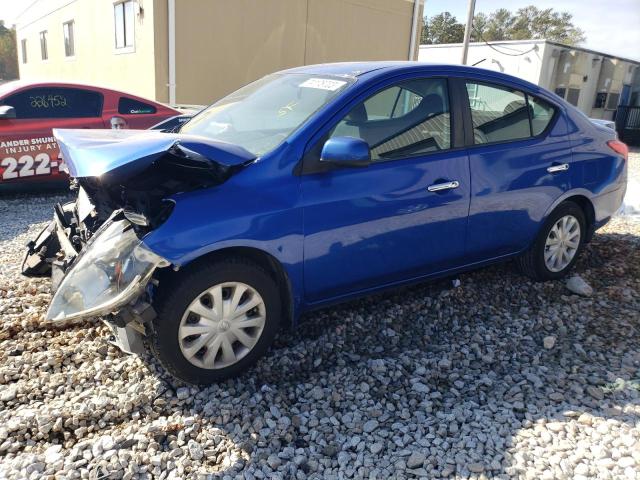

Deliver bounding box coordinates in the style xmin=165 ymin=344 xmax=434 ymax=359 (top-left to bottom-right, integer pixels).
xmin=46 ymin=216 xmax=169 ymax=322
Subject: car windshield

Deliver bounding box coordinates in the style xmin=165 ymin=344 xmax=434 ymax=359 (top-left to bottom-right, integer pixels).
xmin=180 ymin=73 xmax=354 ymax=156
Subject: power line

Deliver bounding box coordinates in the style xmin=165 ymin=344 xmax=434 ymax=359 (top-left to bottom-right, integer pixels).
xmin=15 ymin=0 xmax=41 ymax=20
xmin=472 ymin=26 xmax=539 ymax=57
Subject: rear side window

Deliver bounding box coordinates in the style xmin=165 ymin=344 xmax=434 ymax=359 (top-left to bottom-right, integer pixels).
xmin=529 ymin=96 xmax=555 ymax=136
xmin=118 ymin=97 xmax=157 ymax=115
xmin=330 ymin=78 xmax=451 ymax=160
xmin=2 ymin=87 xmax=103 ymax=119
xmin=465 ymin=82 xmax=557 ymax=144
xmin=466 ymin=82 xmax=530 ymax=144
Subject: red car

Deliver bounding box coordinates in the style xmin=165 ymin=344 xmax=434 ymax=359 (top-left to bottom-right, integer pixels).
xmin=0 ymin=81 xmax=179 ymax=189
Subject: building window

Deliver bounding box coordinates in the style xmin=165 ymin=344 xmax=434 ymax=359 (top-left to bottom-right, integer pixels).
xmin=606 ymin=93 xmax=620 ymax=110
xmin=554 ymin=87 xmax=566 ymax=99
xmin=594 ymin=92 xmax=607 ymax=109
xmin=63 ymin=21 xmax=75 ymax=57
xmin=39 ymin=31 xmax=48 ymax=60
xmin=21 ymin=39 xmax=27 ymax=64
xmin=114 ymin=1 xmax=135 ymax=51
xmin=566 ymin=88 xmax=580 ymax=107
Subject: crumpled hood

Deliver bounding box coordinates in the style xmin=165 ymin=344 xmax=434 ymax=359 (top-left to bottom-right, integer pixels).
xmin=53 ymin=128 xmax=256 ymax=179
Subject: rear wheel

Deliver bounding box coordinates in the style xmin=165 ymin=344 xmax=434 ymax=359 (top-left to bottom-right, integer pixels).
xmin=517 ymin=201 xmax=586 ymax=281
xmin=151 ymin=257 xmax=281 ymax=384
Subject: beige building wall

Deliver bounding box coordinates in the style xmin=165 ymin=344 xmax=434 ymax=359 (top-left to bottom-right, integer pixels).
xmin=17 ymin=0 xmax=419 ymax=106
xmin=17 ymin=0 xmax=160 ymax=101
xmin=173 ymin=0 xmax=308 ymax=105
xmin=173 ymin=0 xmax=417 ymax=105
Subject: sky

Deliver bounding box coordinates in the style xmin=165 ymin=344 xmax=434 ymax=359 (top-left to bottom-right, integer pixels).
xmin=0 ymin=0 xmax=32 ymax=26
xmin=1 ymin=0 xmax=639 ymax=61
xmin=424 ymin=0 xmax=640 ymax=61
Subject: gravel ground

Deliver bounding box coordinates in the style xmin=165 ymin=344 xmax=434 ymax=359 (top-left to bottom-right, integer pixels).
xmin=1 ymin=151 xmax=639 ymax=479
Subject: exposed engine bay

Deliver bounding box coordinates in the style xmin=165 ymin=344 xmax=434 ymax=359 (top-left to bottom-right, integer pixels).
xmin=22 ymin=128 xmax=255 ymax=353
xmin=23 ymin=132 xmax=254 ymax=283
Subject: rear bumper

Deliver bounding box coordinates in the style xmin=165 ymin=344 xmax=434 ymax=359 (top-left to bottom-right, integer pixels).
xmin=593 ymin=184 xmax=627 ymax=229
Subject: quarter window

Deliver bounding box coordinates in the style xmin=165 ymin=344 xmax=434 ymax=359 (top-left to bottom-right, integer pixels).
xmin=529 ymin=96 xmax=555 ymax=136
xmin=2 ymin=87 xmax=103 ymax=119
xmin=63 ymin=21 xmax=75 ymax=57
xmin=466 ymin=82 xmax=530 ymax=144
xmin=114 ymin=1 xmax=135 ymax=50
xmin=40 ymin=31 xmax=48 ymax=60
xmin=330 ymin=78 xmax=451 ymax=160
xmin=118 ymin=97 xmax=157 ymax=114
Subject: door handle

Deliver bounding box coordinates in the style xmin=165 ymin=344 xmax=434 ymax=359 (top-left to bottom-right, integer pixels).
xmin=547 ymin=163 xmax=569 ymax=173
xmin=427 ymin=180 xmax=460 ymax=192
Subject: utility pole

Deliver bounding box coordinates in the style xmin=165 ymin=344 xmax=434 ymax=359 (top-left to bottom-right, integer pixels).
xmin=461 ymin=0 xmax=476 ymax=65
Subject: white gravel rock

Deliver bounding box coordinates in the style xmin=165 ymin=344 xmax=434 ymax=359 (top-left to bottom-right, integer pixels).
xmin=0 ymin=152 xmax=639 ymax=479
xmin=566 ymin=275 xmax=594 ymax=296
xmin=543 ymin=335 xmax=556 ymax=349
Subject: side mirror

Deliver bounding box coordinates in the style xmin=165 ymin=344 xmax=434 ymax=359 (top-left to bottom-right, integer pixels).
xmin=320 ymin=136 xmax=371 ymax=168
xmin=0 ymin=105 xmax=16 ymax=119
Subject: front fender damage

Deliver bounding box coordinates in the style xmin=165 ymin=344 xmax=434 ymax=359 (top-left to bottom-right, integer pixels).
xmin=23 ymin=129 xmax=256 ymax=354
xmin=45 ymin=213 xmax=169 ymax=320
xmin=43 ymin=212 xmax=170 ymax=354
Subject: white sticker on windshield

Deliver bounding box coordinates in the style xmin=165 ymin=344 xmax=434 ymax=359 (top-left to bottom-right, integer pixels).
xmin=299 ymin=78 xmax=347 ymax=91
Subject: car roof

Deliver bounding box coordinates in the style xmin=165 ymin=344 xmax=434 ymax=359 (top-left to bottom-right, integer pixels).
xmin=282 ymin=61 xmax=544 ymax=94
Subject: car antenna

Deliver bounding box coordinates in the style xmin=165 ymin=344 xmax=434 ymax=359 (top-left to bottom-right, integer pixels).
xmin=472 ymin=59 xmax=486 ymax=66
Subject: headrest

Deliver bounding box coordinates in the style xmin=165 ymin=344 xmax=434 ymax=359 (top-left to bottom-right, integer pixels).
xmin=345 ymin=103 xmax=367 ymax=123
xmin=503 ymin=100 xmax=527 ymax=114
xmin=418 ymin=94 xmax=444 ymax=116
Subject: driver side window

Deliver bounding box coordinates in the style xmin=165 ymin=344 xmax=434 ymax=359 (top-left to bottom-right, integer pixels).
xmin=330 ymin=78 xmax=451 ymax=161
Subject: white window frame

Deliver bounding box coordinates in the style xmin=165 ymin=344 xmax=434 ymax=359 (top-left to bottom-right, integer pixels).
xmin=39 ymin=31 xmax=48 ymax=61
xmin=113 ymin=0 xmax=135 ymax=54
xmin=63 ymin=20 xmax=75 ymax=58
xmin=21 ymin=39 xmax=27 ymax=64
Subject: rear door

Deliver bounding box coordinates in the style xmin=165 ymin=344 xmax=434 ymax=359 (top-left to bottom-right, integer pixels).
xmin=301 ymin=76 xmax=471 ymax=303
xmin=0 ymin=86 xmax=106 ymax=185
xmin=463 ymin=80 xmax=573 ymax=262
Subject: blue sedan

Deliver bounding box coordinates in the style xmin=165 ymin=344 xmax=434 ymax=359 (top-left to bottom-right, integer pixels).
xmin=24 ymin=62 xmax=628 ymax=384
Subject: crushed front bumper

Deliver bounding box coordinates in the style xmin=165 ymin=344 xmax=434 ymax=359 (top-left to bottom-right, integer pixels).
xmin=45 ymin=214 xmax=170 ymax=323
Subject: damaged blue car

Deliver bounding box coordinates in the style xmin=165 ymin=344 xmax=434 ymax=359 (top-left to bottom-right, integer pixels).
xmin=23 ymin=62 xmax=628 ymax=384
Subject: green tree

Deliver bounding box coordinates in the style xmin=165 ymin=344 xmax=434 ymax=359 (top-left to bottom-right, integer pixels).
xmin=422 ymin=6 xmax=586 ymax=46
xmin=482 ymin=8 xmax=516 ymax=41
xmin=421 ymin=12 xmax=465 ymax=45
xmin=0 ymin=21 xmax=19 ymax=80
xmin=510 ymin=6 xmax=586 ymax=44
xmin=470 ymin=12 xmax=489 ymax=41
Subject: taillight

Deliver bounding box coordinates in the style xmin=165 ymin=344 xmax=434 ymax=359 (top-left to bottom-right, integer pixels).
xmin=607 ymin=139 xmax=629 ymax=161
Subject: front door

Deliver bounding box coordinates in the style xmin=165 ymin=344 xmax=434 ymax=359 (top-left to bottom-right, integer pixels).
xmin=301 ymin=77 xmax=470 ymax=303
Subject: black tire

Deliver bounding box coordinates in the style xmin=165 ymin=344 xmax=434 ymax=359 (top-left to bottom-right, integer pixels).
xmin=517 ymin=201 xmax=586 ymax=281
xmin=151 ymin=257 xmax=281 ymax=385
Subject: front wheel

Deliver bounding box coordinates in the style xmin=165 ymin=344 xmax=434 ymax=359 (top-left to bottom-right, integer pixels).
xmin=517 ymin=201 xmax=586 ymax=281
xmin=151 ymin=257 xmax=281 ymax=384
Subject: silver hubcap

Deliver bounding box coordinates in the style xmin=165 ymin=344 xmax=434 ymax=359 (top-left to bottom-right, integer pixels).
xmin=178 ymin=282 xmax=266 ymax=369
xmin=544 ymin=215 xmax=581 ymax=272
